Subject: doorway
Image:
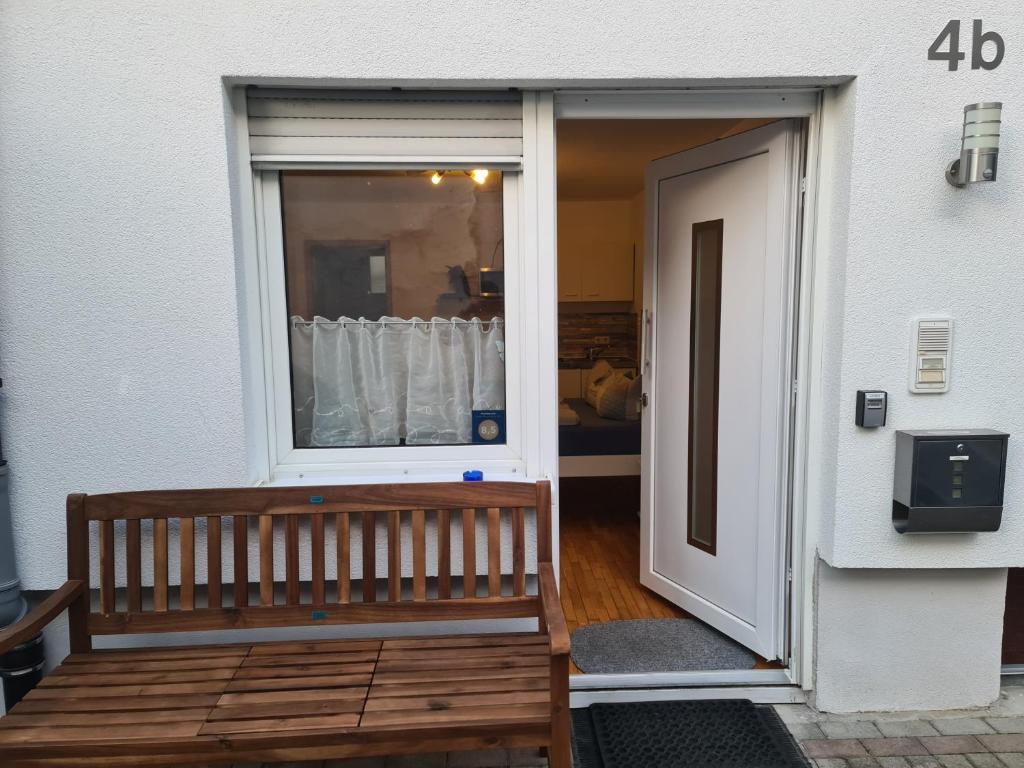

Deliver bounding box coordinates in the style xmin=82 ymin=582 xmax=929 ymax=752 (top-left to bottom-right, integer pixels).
xmin=554 ymin=110 xmax=804 ymax=682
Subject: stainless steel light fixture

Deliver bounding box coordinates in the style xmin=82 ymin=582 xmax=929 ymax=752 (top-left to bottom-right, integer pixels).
xmin=946 ymin=102 xmax=1002 ymax=187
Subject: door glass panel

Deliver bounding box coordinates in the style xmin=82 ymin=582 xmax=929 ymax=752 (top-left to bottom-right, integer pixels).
xmin=687 ymin=220 xmax=724 ymax=554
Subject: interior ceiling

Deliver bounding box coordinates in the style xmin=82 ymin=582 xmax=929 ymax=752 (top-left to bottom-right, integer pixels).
xmin=556 ymin=118 xmax=777 ymax=201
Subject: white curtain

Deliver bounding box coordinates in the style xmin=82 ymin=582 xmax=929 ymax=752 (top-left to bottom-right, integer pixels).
xmin=291 ymin=317 xmax=505 ymax=447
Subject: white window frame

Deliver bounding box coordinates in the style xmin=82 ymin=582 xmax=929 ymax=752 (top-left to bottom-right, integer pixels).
xmin=252 ymin=165 xmax=529 ymax=481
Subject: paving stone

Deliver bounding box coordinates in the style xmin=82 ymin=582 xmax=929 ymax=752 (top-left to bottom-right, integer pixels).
xmin=994 ymin=754 xmax=1024 ymax=767
xmin=921 ymin=736 xmax=989 ymax=755
xmin=776 ymin=703 xmax=824 ymax=724
xmin=988 ymin=720 xmax=1024 ymax=734
xmin=934 ymin=720 xmax=998 ymax=736
xmin=822 ymin=722 xmax=885 ymax=739
xmin=863 ymin=739 xmax=929 ymax=757
xmin=936 ymin=757 xmax=973 ymax=768
xmin=877 ymin=758 xmax=913 ymax=768
xmin=980 ymin=737 xmax=1024 ymax=753
xmin=966 ymin=755 xmax=1006 ymax=768
xmin=791 ymin=723 xmax=829 ymax=741
xmin=906 ymin=758 xmax=944 ymax=768
xmin=879 ymin=722 xmax=942 ymax=738
xmin=447 ymin=750 xmax=510 ymax=767
xmin=804 ymin=740 xmax=870 ymax=758
xmin=847 ymin=758 xmax=883 ymax=768
xmin=814 ymin=760 xmax=852 ymax=768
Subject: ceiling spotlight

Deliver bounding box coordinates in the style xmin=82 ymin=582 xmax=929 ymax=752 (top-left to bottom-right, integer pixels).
xmin=946 ymin=102 xmax=1002 ymax=187
xmin=470 ymin=169 xmax=489 ymax=185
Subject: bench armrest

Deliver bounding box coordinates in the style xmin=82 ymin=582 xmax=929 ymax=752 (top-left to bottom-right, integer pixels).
xmin=0 ymin=580 xmax=85 ymax=656
xmin=538 ymin=563 xmax=570 ymax=656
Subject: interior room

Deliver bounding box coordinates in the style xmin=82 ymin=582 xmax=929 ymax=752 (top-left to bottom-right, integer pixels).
xmin=555 ymin=117 xmax=783 ymax=675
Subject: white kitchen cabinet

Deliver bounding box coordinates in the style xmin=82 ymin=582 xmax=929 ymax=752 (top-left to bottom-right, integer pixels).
xmin=558 ymin=200 xmax=635 ymax=302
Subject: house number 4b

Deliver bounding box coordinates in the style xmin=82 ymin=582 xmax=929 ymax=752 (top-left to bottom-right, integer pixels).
xmin=929 ymin=20 xmax=1005 ymax=70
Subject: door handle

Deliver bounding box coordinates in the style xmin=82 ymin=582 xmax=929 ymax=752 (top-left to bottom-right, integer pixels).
xmin=643 ymin=309 xmax=653 ymax=372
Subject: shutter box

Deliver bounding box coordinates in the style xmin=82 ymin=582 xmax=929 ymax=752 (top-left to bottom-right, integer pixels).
xmin=246 ymin=88 xmax=523 ymax=168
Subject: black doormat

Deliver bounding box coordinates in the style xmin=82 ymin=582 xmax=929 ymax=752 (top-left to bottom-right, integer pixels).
xmin=571 ymin=699 xmax=809 ymax=768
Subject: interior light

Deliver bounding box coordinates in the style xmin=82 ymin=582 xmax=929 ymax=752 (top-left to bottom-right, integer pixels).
xmin=470 ymin=169 xmax=489 ymax=185
xmin=430 ymin=171 xmax=444 ymax=185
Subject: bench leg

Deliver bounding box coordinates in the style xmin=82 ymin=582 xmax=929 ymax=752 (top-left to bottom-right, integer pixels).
xmin=549 ymin=654 xmax=572 ymax=768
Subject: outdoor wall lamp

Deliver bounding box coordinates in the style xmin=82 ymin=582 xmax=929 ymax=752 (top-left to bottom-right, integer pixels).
xmin=946 ymin=102 xmax=1002 ymax=187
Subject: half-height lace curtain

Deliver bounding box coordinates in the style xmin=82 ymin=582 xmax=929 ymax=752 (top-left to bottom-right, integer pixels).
xmin=291 ymin=317 xmax=505 ymax=447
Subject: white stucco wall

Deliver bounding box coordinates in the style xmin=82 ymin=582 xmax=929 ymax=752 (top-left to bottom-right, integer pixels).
xmin=814 ymin=561 xmax=1007 ymax=712
xmin=1 ymin=0 xmax=1023 ymax=712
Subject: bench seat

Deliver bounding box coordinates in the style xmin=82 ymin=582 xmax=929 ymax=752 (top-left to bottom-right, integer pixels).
xmin=0 ymin=632 xmax=553 ymax=766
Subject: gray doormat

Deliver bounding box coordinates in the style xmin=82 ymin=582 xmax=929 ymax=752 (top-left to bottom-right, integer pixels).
xmin=571 ymin=700 xmax=809 ymax=768
xmin=571 ymin=619 xmax=756 ymax=673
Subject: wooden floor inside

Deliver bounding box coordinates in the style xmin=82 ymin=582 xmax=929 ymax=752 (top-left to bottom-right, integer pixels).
xmin=559 ymin=477 xmax=687 ymax=637
xmin=558 ymin=475 xmax=782 ymax=674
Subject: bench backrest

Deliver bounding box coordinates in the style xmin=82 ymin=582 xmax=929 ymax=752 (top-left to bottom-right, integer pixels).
xmin=65 ymin=480 xmax=551 ymax=652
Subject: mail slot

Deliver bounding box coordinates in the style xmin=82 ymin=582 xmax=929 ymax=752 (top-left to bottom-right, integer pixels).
xmin=893 ymin=429 xmax=1009 ymax=534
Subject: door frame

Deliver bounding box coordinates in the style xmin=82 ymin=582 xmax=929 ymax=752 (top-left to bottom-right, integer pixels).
xmin=551 ymin=88 xmax=826 ymax=694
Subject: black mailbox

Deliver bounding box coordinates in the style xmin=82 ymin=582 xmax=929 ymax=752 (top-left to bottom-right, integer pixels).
xmin=893 ymin=429 xmax=1009 ymax=533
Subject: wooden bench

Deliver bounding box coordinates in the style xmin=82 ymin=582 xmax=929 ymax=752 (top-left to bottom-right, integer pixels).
xmin=0 ymin=480 xmax=570 ymax=767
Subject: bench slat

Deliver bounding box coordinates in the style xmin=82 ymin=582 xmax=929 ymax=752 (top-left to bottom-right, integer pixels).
xmin=462 ymin=508 xmax=476 ymax=598
xmin=412 ymin=510 xmax=426 ymax=601
xmin=387 ymin=510 xmax=400 ymax=602
xmin=11 ymin=694 xmax=222 ymax=713
xmin=125 ymin=519 xmax=141 ymax=613
xmin=360 ymin=702 xmax=548 ymax=728
xmin=199 ymin=712 xmax=360 ymax=735
xmin=88 ymin=597 xmax=537 ymax=635
xmin=487 ymin=508 xmax=501 ymax=597
xmin=153 ymin=519 xmax=168 ymax=612
xmin=361 ymin=511 xmax=375 ymax=603
xmin=208 ymin=698 xmax=364 ymax=721
xmin=225 ymin=673 xmax=372 ymax=693
xmin=367 ymin=676 xmax=548 ymax=698
xmin=0 ymin=720 xmax=205 ymax=743
xmin=180 ymin=518 xmax=195 ymax=611
xmin=207 ymin=516 xmax=222 ymax=609
xmin=311 ymin=512 xmax=325 ymax=605
xmin=285 ymin=515 xmax=300 ymax=605
xmin=513 ymin=507 xmax=526 ymax=596
xmin=98 ymin=520 xmax=115 ymax=614
xmin=0 ymin=708 xmax=214 ymax=727
xmin=259 ymin=515 xmax=274 ymax=607
xmin=436 ymin=509 xmax=451 ymax=599
xmin=233 ymin=515 xmax=248 ymax=608
xmin=83 ymin=481 xmax=539 ymax=520
xmin=336 ymin=513 xmax=350 ymax=603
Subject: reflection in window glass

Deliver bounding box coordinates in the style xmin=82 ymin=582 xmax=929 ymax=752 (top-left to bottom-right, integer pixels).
xmin=281 ymin=170 xmax=506 ymax=448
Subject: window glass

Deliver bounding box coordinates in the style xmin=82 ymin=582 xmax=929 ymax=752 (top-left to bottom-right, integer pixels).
xmin=687 ymin=220 xmax=723 ymax=555
xmin=281 ymin=170 xmax=506 ymax=448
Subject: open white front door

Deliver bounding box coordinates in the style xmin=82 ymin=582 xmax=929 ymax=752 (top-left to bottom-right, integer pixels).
xmin=639 ymin=121 xmax=799 ymax=660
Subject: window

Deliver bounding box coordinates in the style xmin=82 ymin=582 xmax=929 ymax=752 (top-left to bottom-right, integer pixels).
xmin=246 ymin=88 xmax=530 ymax=476
xmin=256 ymin=167 xmax=522 ymax=472
xmin=687 ymin=219 xmax=723 ymax=555
xmin=280 ymin=170 xmax=507 ymax=449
